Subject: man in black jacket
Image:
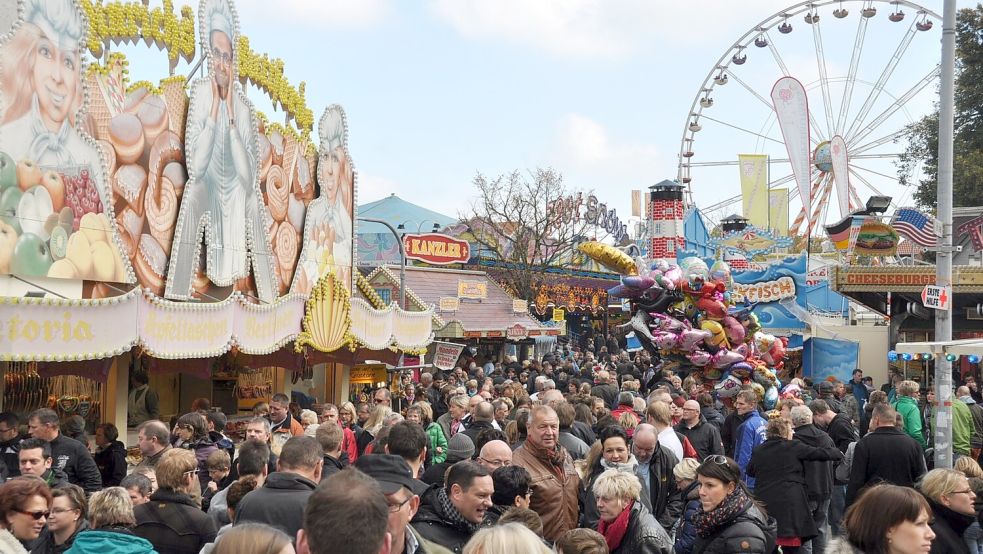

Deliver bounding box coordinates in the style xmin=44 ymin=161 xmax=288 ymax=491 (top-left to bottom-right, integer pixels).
xmin=412 ymin=460 xmax=493 ymax=553
xmin=315 ymin=421 xmax=345 ymax=481
xmin=791 ymin=405 xmax=836 ymax=554
xmin=236 ymin=436 xmax=322 ymax=540
xmin=28 ymin=408 xmax=101 ymax=493
xmin=632 ymin=423 xmax=682 ymax=531
xmin=0 ymin=412 xmax=21 ymax=479
xmin=461 ymin=402 xmax=495 ymax=447
xmin=134 ymin=448 xmax=217 ymax=554
xmin=845 ymin=403 xmax=926 ymax=507
xmin=590 ymin=370 xmax=619 ymax=409
xmin=675 ymin=400 xmax=724 ymax=461
xmin=810 ymin=398 xmax=859 ymax=535
xmin=18 ymin=438 xmax=69 ymax=487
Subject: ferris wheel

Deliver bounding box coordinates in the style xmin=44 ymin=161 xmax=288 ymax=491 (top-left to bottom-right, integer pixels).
xmin=677 ymin=0 xmax=942 ymax=236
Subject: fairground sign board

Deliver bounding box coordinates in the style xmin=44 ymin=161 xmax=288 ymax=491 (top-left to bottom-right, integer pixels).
xmin=403 ymin=234 xmax=470 ymax=265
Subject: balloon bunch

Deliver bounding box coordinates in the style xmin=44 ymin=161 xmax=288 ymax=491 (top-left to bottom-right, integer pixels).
xmin=600 ymin=254 xmax=787 ymax=410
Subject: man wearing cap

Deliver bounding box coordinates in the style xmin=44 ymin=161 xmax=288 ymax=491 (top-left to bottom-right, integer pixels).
xmin=421 ymin=433 xmax=474 ymax=486
xmin=356 ymin=455 xmax=452 ymax=554
xmin=819 ymin=381 xmax=844 ymax=415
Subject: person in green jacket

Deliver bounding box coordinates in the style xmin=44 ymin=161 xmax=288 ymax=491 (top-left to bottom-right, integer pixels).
xmin=65 ymin=487 xmax=156 ymax=554
xmin=408 ymin=402 xmax=448 ymax=464
xmin=926 ymin=393 xmax=974 ymax=458
xmin=892 ymin=380 xmax=926 ymax=449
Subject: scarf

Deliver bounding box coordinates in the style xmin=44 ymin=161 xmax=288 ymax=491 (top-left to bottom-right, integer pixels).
xmin=28 ymin=96 xmax=73 ymax=166
xmin=692 ymin=487 xmax=751 ymax=538
xmin=597 ymin=500 xmax=634 ymax=552
xmin=525 ymin=439 xmax=567 ymax=479
xmin=600 ymin=455 xmax=639 ymax=475
xmin=434 ymin=487 xmax=481 ymax=535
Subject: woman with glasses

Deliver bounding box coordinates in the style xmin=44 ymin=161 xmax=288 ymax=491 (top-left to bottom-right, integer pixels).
xmin=691 ymin=455 xmax=776 ymax=554
xmin=592 ymin=468 xmax=672 ymax=554
xmin=32 ymin=484 xmax=87 ymax=553
xmin=747 ymin=416 xmax=843 ymax=553
xmin=579 ymin=425 xmax=652 ymax=530
xmin=919 ymin=468 xmax=977 ymax=554
xmin=0 ymin=476 xmax=52 ymax=552
xmin=65 ymin=487 xmax=156 ymax=554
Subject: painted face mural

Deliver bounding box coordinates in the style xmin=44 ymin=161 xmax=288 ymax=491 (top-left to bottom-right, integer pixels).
xmin=0 ymin=0 xmax=133 ymax=284
xmin=163 ymin=0 xmax=277 ymax=301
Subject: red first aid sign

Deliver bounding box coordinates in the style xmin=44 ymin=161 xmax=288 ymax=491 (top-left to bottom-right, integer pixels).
xmin=921 ymin=285 xmax=951 ymax=311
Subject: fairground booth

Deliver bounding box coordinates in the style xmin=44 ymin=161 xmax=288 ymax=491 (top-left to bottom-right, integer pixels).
xmin=0 ymin=0 xmax=433 ymax=441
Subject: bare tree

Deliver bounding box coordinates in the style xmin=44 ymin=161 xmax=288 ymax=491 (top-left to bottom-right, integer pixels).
xmin=464 ymin=168 xmax=592 ymax=301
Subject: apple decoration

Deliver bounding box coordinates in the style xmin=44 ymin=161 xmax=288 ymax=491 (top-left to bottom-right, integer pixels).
xmin=0 ymin=219 xmax=17 ymax=273
xmin=0 ymin=152 xmax=16 ymax=190
xmin=11 ymin=232 xmax=52 ymax=276
xmin=16 ymin=159 xmax=41 ymax=191
xmin=18 ymin=186 xmax=54 ymax=240
xmin=40 ymin=170 xmax=65 ymax=212
xmin=0 ymin=188 xmax=23 ymax=236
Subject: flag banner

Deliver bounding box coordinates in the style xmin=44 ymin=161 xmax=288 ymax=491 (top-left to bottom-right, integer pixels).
xmin=829 ymin=135 xmax=851 ymax=218
xmin=771 ymin=77 xmax=812 ymax=225
xmin=825 ymin=214 xmax=853 ymax=250
xmin=891 ymin=207 xmax=939 ymax=247
xmin=739 ymin=154 xmax=769 ymax=228
xmin=769 ymin=188 xmax=789 ymax=236
xmin=631 ymin=190 xmax=642 ymax=217
xmin=847 ymin=215 xmax=866 ymax=253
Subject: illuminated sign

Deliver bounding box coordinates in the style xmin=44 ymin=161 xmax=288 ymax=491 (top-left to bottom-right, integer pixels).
xmin=403 ymin=234 xmax=470 ymax=265
xmin=547 ymin=193 xmax=628 ymax=243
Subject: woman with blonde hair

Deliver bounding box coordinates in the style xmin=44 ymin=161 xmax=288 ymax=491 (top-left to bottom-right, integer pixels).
xmin=956 ymin=457 xmax=983 ymax=554
xmin=592 ymin=469 xmax=671 ymax=553
xmin=408 ymin=401 xmax=447 ymax=464
xmin=298 ymin=410 xmax=318 ymax=430
xmin=462 ymin=522 xmax=550 ymax=554
xmin=213 ymin=522 xmax=294 ymax=554
xmin=357 ymin=404 xmax=391 ymax=455
xmin=673 ymin=458 xmax=702 ymax=554
xmin=893 ymin=380 xmax=927 ymax=448
xmin=919 ymin=468 xmax=977 ymax=553
xmin=66 ymin=487 xmax=155 ymax=553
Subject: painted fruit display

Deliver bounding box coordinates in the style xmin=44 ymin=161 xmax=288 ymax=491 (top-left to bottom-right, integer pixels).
xmin=11 ymin=233 xmax=52 ymax=275
xmin=0 ymin=152 xmax=15 ymax=190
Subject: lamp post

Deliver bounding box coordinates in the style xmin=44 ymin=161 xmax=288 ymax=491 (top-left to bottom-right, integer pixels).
xmin=358 ymin=217 xmax=406 ymax=310
xmin=934 ymin=0 xmax=956 ymax=470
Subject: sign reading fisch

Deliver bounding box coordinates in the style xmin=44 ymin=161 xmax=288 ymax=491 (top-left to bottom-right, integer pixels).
xmin=404 ymin=234 xmax=470 ymax=265
xmin=732 ymin=276 xmax=796 ymax=303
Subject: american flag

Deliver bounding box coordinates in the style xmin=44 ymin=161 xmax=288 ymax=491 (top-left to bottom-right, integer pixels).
xmin=891 ymin=207 xmax=938 ymax=247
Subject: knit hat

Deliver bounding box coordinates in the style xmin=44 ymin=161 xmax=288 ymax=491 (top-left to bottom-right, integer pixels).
xmin=446 ymin=433 xmax=475 ymax=463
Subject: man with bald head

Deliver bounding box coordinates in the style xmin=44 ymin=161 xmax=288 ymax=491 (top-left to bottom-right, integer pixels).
xmin=632 ymin=423 xmax=682 ymax=530
xmin=591 ymin=370 xmax=619 ymax=409
xmin=476 ymin=440 xmax=512 ymax=471
xmin=512 ymin=405 xmax=580 ymax=542
xmin=675 ymin=399 xmax=723 ymax=461
xmin=462 ymin=401 xmax=496 ymax=445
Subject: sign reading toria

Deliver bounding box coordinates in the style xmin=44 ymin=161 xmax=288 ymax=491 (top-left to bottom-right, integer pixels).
xmin=403 ymin=234 xmax=470 ymax=265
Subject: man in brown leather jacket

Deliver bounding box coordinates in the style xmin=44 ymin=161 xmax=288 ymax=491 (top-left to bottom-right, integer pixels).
xmin=511 ymin=405 xmax=580 ymax=542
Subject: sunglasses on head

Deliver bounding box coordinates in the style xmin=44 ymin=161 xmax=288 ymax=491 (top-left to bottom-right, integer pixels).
xmin=703 ymin=455 xmax=729 ymax=465
xmin=17 ymin=509 xmax=49 ymax=520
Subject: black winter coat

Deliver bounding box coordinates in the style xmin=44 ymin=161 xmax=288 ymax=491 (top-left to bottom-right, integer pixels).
xmin=460 ymin=420 xmax=494 ymax=446
xmin=747 ymin=437 xmax=842 ymax=539
xmin=792 ymin=423 xmax=836 ymax=500
xmin=926 ymin=498 xmax=974 ymax=554
xmin=672 ymin=481 xmax=701 ymax=554
xmin=638 ymin=444 xmax=683 ymax=530
xmin=675 ymin=417 xmax=724 ymax=461
xmin=610 ymin=501 xmax=673 ymax=554
xmin=411 ymin=485 xmax=476 ymax=553
xmin=29 ymin=519 xmax=88 ymax=554
xmin=825 ymin=413 xmax=859 ymax=452
xmin=700 ymin=406 xmax=725 ymax=430
xmin=691 ymin=499 xmax=777 ymax=554
xmin=234 ymin=471 xmax=316 ymax=541
xmin=133 ymin=488 xmax=217 ymax=554
xmin=93 ymin=440 xmax=127 ymax=487
xmin=721 ymin=411 xmax=741 ymax=458
xmin=49 ymin=434 xmax=101 ymax=493
xmin=846 ymin=426 xmax=926 ymax=507
xmin=581 ymin=461 xmax=652 ymax=531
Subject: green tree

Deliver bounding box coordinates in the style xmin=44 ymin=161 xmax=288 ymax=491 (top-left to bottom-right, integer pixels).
xmin=898 ymin=5 xmax=983 ymax=208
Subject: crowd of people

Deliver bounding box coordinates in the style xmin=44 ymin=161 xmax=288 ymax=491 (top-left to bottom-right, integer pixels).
xmin=1 ymin=342 xmax=982 ymax=554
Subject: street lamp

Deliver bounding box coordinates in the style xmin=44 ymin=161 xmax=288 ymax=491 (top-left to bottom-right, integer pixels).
xmin=357 ymin=217 xmax=406 ymax=310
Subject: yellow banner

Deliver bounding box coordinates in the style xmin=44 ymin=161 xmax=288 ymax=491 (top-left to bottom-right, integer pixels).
xmin=739 ymin=154 xmax=769 ymax=228
xmin=769 ymin=188 xmax=789 ymax=236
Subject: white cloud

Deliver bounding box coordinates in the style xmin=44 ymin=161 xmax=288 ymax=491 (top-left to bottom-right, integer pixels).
xmin=428 ymin=0 xmax=794 ymax=60
xmin=556 ymin=113 xmax=660 ymax=175
xmin=356 ymin=172 xmax=399 ymax=204
xmin=236 ymin=0 xmax=392 ymax=29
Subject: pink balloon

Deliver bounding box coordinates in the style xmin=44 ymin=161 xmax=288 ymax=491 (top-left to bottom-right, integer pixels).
xmin=688 ymin=350 xmax=713 ymax=367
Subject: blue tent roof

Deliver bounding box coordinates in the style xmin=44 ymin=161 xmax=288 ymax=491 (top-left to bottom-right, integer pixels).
xmin=357 ymin=194 xmax=458 ymax=234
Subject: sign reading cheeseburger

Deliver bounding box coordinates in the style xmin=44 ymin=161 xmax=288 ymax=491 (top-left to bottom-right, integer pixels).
xmin=403 ymin=234 xmax=470 ymax=265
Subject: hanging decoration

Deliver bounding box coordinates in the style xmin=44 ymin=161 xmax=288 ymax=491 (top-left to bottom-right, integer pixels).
xmin=294 ymin=271 xmax=354 ymax=353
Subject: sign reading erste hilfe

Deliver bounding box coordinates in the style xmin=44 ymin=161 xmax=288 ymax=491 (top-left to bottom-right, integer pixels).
xmin=922 ymin=285 xmax=951 ymax=311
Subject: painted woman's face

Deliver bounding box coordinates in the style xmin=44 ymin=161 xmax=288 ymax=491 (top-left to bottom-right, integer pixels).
xmin=33 ymin=34 xmax=80 ymax=131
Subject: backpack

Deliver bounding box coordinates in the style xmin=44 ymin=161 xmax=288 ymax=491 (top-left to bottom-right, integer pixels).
xmin=834 ymin=441 xmax=857 ymax=484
